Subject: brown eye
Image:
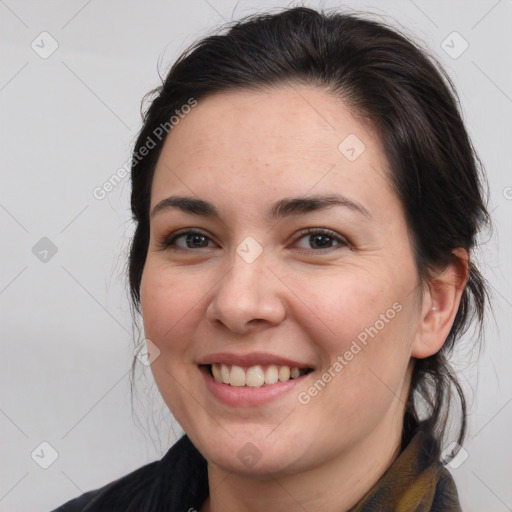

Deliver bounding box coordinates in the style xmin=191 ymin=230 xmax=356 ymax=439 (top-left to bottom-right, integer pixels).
xmin=293 ymin=228 xmax=349 ymax=251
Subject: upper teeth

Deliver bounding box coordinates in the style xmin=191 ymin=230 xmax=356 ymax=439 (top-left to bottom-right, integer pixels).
xmin=211 ymin=363 xmax=307 ymax=387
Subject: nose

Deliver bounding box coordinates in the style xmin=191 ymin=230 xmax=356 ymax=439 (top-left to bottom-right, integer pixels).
xmin=206 ymin=247 xmax=287 ymax=335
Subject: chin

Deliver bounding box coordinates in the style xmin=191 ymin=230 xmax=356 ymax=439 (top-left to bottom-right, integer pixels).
xmin=196 ymin=430 xmax=310 ymax=476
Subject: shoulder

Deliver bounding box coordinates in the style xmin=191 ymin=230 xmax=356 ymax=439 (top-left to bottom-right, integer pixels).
xmin=49 ymin=457 xmax=161 ymax=511
xmin=49 ymin=434 xmax=209 ymax=512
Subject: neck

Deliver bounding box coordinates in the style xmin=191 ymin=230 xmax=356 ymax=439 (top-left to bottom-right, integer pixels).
xmin=200 ymin=420 xmax=403 ymax=512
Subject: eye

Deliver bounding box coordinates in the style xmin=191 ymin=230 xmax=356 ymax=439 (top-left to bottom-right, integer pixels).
xmin=292 ymin=228 xmax=349 ymax=251
xmin=159 ymin=229 xmax=216 ymax=250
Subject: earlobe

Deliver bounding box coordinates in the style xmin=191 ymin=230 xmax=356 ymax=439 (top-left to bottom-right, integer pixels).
xmin=411 ymin=249 xmax=469 ymax=359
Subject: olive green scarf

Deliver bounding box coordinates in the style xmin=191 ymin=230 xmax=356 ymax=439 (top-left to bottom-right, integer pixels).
xmin=348 ymin=430 xmax=462 ymax=511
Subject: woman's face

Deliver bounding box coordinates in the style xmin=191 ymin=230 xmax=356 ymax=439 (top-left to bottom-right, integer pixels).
xmin=140 ymin=85 xmax=425 ymax=475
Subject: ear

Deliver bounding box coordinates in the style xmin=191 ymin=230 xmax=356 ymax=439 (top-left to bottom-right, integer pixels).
xmin=411 ymin=248 xmax=469 ymax=359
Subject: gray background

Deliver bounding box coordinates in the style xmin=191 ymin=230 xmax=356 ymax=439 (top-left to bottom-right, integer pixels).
xmin=1 ymin=0 xmax=511 ymax=510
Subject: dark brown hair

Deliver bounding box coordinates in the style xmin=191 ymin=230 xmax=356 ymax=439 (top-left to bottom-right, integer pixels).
xmin=128 ymin=6 xmax=490 ymax=465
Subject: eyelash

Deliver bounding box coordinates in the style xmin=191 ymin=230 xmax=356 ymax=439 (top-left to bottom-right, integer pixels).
xmin=158 ymin=227 xmax=350 ymax=253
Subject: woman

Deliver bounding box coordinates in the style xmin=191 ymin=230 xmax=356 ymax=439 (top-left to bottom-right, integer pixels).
xmin=52 ymin=6 xmax=490 ymax=512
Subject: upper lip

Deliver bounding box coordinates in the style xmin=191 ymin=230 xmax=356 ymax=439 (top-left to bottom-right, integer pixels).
xmin=197 ymin=352 xmax=314 ymax=369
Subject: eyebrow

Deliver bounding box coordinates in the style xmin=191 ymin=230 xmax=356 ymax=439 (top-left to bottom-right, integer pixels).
xmin=151 ymin=194 xmax=372 ymax=221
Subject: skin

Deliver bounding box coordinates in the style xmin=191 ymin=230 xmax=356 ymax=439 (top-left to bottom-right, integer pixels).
xmin=139 ymin=84 xmax=468 ymax=512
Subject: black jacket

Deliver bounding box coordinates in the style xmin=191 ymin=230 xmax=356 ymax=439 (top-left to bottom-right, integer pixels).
xmin=51 ymin=434 xmax=209 ymax=512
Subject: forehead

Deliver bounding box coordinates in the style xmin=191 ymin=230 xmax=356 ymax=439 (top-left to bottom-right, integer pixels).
xmin=151 ymin=84 xmax=395 ymax=221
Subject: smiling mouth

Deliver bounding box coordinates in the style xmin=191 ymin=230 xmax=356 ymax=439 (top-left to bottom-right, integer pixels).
xmin=200 ymin=363 xmax=314 ymax=388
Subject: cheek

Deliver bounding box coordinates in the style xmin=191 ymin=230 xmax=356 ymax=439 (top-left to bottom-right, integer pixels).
xmin=294 ymin=266 xmax=416 ymax=394
xmin=139 ymin=259 xmax=203 ymax=353
xmin=139 ymin=261 xmax=207 ymax=417
xmin=292 ymin=265 xmax=402 ymax=348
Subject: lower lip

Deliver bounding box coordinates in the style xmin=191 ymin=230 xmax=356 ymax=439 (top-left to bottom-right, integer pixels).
xmin=199 ymin=365 xmax=311 ymax=407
